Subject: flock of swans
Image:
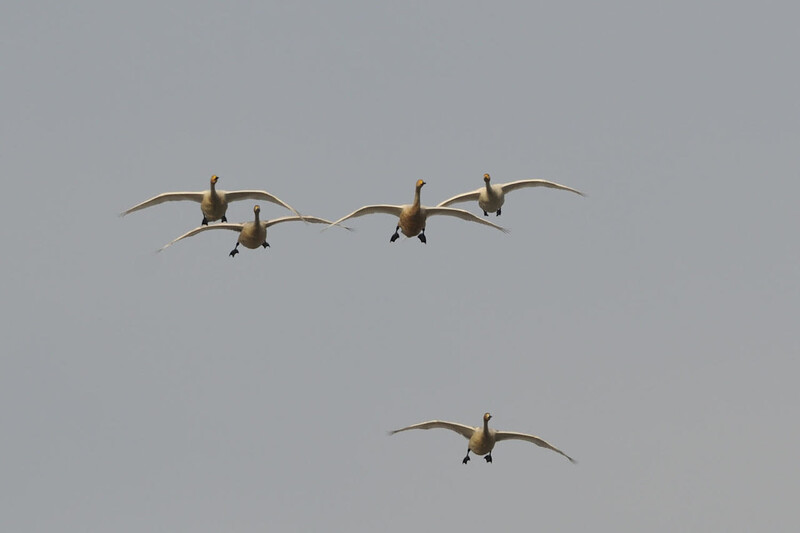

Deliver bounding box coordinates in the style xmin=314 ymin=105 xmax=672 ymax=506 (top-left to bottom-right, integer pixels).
xmin=122 ymin=173 xmax=584 ymax=254
xmin=122 ymin=173 xmax=583 ymax=464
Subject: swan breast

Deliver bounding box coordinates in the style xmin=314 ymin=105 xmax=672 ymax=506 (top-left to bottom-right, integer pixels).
xmin=398 ymin=204 xmax=426 ymax=237
xmin=478 ymin=185 xmax=504 ymax=213
xmin=201 ymin=189 xmax=229 ymax=221
xmin=237 ymin=222 xmax=267 ymax=249
xmin=468 ymin=427 xmax=495 ymax=455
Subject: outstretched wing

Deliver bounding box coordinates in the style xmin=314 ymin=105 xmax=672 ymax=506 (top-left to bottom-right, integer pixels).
xmin=224 ymin=190 xmax=302 ymax=217
xmin=120 ymin=191 xmax=205 ymax=216
xmin=494 ymin=430 xmax=576 ymax=463
xmin=157 ymin=223 xmax=244 ymax=252
xmin=266 ymin=215 xmax=350 ymax=230
xmin=389 ymin=420 xmax=476 ymax=440
xmin=323 ymin=204 xmax=404 ymax=230
xmin=424 ymin=207 xmax=510 ymax=233
xmin=435 ymin=189 xmax=481 ymax=208
xmin=501 ymin=180 xmax=585 ymax=197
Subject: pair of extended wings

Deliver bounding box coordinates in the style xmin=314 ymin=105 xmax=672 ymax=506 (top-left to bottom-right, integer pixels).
xmin=120 ymin=189 xmax=302 ymax=218
xmin=436 ymin=179 xmax=585 ymax=208
xmin=324 ymin=204 xmax=510 ymax=233
xmin=157 ymin=215 xmax=343 ymax=252
xmin=390 ymin=419 xmax=576 ymax=463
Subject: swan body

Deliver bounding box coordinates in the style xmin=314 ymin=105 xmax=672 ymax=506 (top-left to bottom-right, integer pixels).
xmin=390 ymin=412 xmax=575 ymax=464
xmin=437 ymin=173 xmax=584 ymax=216
xmin=326 ymin=179 xmax=508 ymax=243
xmin=121 ymin=175 xmax=302 ymax=225
xmin=157 ymin=205 xmax=338 ymax=256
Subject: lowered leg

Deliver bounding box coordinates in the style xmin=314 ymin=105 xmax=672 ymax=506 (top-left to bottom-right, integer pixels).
xmin=462 ymin=449 xmax=471 ymax=464
xmin=484 ymin=453 xmax=493 ymax=463
xmin=262 ymin=242 xmax=270 ymax=249
xmin=417 ymin=229 xmax=427 ymax=244
xmin=483 ymin=210 xmax=489 ymax=216
xmin=229 ymin=242 xmax=240 ymax=257
xmin=496 ymin=208 xmax=501 ymax=216
xmin=390 ymin=225 xmax=400 ymax=242
xmin=202 ymin=217 xmax=209 ymax=226
xmin=222 ymin=215 xmax=228 ymax=223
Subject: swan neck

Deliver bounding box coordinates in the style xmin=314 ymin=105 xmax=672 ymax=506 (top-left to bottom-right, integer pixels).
xmin=413 ymin=186 xmax=422 ymax=207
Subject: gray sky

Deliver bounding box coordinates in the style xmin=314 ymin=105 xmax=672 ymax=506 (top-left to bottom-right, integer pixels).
xmin=2 ymin=1 xmax=799 ymax=531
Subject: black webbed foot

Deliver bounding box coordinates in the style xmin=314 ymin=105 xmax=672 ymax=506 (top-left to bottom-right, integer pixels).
xmin=262 ymin=242 xmax=270 ymax=248
xmin=496 ymin=208 xmax=501 ymax=216
xmin=483 ymin=210 xmax=489 ymax=216
xmin=418 ymin=230 xmax=426 ymax=244
xmin=390 ymin=226 xmax=400 ymax=242
xmin=229 ymin=243 xmax=240 ymax=257
xmin=202 ymin=217 xmax=209 ymax=226
xmin=484 ymin=453 xmax=493 ymax=463
xmin=462 ymin=448 xmax=471 ymax=464
xmin=222 ymin=215 xmax=228 ymax=223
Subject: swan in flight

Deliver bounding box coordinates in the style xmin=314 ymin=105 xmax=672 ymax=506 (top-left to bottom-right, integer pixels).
xmin=437 ymin=173 xmax=584 ymax=216
xmin=326 ymin=179 xmax=508 ymax=243
xmin=158 ymin=205 xmax=341 ymax=256
xmin=390 ymin=412 xmax=576 ymax=464
xmin=121 ymin=175 xmax=302 ymax=225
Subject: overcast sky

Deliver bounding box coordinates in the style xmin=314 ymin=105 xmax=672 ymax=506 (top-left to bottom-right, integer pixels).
xmin=2 ymin=1 xmax=799 ymax=531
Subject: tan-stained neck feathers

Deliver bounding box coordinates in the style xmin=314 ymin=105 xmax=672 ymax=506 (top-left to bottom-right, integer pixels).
xmin=412 ymin=179 xmax=426 ymax=208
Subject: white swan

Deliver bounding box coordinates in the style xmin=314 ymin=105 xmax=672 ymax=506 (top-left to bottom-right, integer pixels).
xmin=121 ymin=175 xmax=302 ymax=225
xmin=326 ymin=179 xmax=508 ymax=243
xmin=157 ymin=205 xmax=341 ymax=256
xmin=390 ymin=412 xmax=576 ymax=464
xmin=437 ymin=173 xmax=584 ymax=216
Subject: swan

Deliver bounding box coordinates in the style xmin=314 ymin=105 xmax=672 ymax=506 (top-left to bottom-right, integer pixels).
xmin=437 ymin=173 xmax=584 ymax=216
xmin=390 ymin=412 xmax=576 ymax=464
xmin=326 ymin=179 xmax=508 ymax=243
xmin=121 ymin=175 xmax=302 ymax=225
xmin=157 ymin=205 xmax=341 ymax=256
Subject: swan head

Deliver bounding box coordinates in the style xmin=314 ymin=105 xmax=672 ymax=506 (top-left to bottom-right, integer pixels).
xmin=211 ymin=175 xmax=220 ymax=185
xmin=483 ymin=173 xmax=491 ymax=183
xmin=483 ymin=412 xmax=492 ymax=423
xmin=253 ymin=204 xmax=261 ymax=214
xmin=416 ymin=179 xmax=426 ymax=189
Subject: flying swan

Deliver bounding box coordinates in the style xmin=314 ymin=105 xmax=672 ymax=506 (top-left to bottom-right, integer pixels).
xmin=437 ymin=173 xmax=584 ymax=216
xmin=390 ymin=412 xmax=576 ymax=464
xmin=158 ymin=205 xmax=342 ymax=256
xmin=326 ymin=179 xmax=508 ymax=243
xmin=121 ymin=175 xmax=302 ymax=225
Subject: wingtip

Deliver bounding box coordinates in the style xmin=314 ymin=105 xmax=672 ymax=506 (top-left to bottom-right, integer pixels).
xmin=321 ymin=221 xmax=353 ymax=232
